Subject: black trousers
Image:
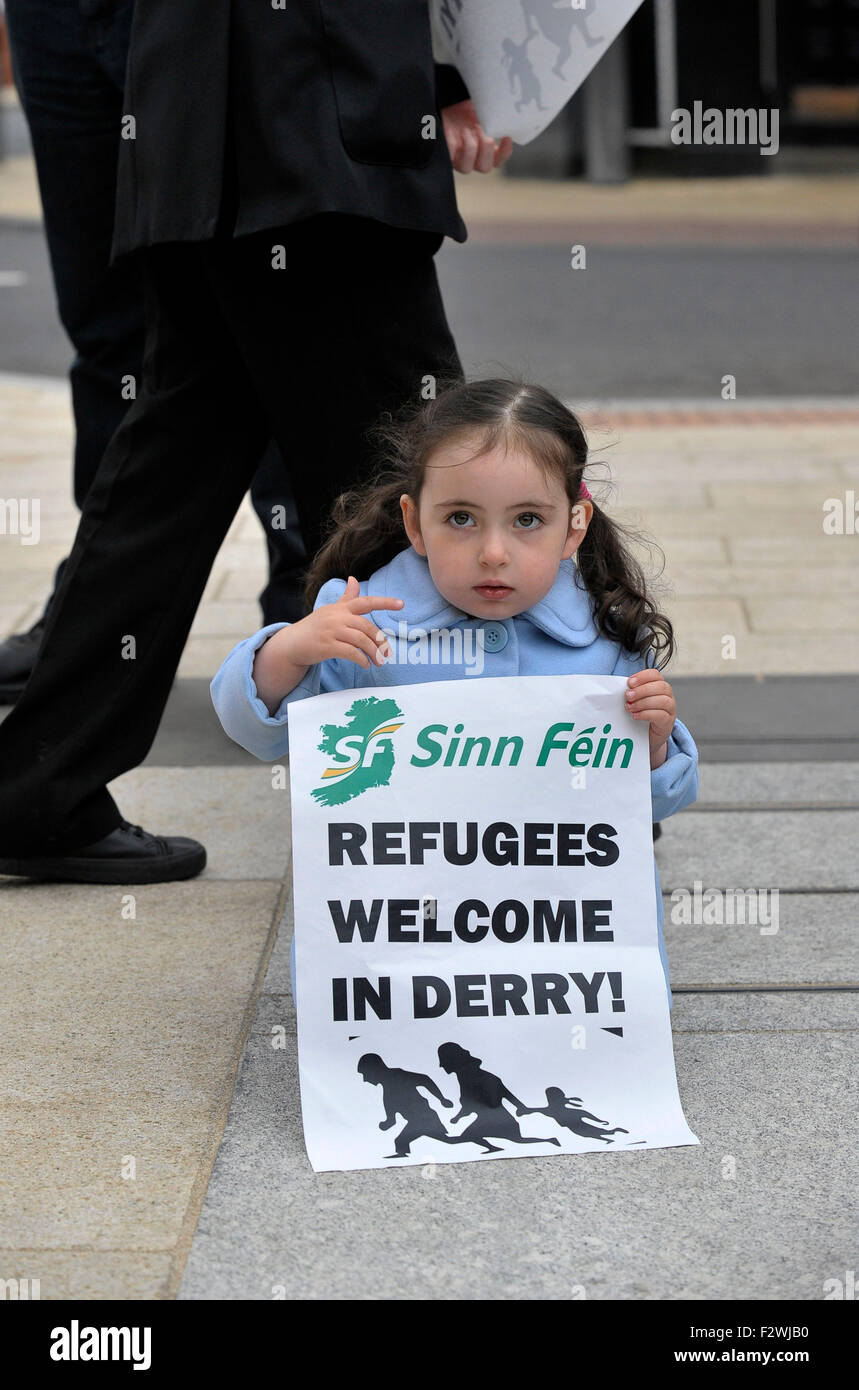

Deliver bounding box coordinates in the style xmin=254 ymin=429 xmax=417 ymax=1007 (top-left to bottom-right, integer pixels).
xmin=0 ymin=215 xmax=462 ymax=852
xmin=3 ymin=0 xmax=306 ymax=624
xmin=4 ymin=0 xmax=143 ymax=608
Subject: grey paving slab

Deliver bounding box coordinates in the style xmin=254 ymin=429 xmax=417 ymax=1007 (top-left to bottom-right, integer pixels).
xmin=693 ymin=741 xmax=859 ymax=761
xmin=663 ymin=892 xmax=858 ymax=987
xmin=104 ymin=767 xmax=291 ymax=881
xmin=260 ymin=895 xmax=295 ymax=997
xmin=694 ymin=762 xmax=859 ymax=808
xmin=0 ymin=1250 xmax=174 ymax=1301
xmin=669 ymin=991 xmax=858 ymax=1031
xmin=0 ymin=879 xmax=281 ymax=1256
xmin=177 ymin=992 xmax=857 ymax=1301
xmin=671 ymin=676 xmax=859 ymax=762
xmin=142 ymin=680 xmax=260 ymax=767
xmin=655 ymin=810 xmax=859 ymax=891
xmin=253 ymin=992 xmax=296 ymax=1035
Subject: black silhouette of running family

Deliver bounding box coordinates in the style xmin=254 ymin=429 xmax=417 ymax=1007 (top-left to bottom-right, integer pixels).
xmin=357 ymin=1043 xmax=631 ymax=1159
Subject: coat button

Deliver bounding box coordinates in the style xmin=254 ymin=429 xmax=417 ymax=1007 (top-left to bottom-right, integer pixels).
xmin=480 ymin=622 xmax=509 ymax=652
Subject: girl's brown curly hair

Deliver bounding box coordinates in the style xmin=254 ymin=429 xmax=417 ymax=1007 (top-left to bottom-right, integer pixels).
xmin=303 ymin=377 xmax=674 ymax=667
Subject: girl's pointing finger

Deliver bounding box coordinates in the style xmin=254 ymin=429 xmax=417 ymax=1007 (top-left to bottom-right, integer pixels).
xmin=348 ymin=595 xmax=404 ymax=612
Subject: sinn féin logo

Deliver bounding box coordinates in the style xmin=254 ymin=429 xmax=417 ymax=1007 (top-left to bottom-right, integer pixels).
xmin=312 ymin=697 xmax=404 ymax=807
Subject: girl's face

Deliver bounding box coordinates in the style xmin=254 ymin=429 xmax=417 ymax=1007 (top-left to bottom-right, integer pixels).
xmin=399 ymin=432 xmax=592 ymax=619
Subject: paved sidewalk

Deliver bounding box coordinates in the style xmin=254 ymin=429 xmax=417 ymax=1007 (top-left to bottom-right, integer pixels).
xmin=0 ymin=372 xmax=856 ymax=1298
xmin=454 ymin=171 xmax=859 ymax=246
xmin=3 ymin=374 xmax=857 ymax=678
xmin=178 ymin=769 xmax=859 ymax=1301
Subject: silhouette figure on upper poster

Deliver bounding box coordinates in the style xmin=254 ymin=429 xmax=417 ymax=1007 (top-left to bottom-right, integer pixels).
xmin=437 ymin=1042 xmax=561 ymax=1151
xmin=520 ymin=1086 xmax=630 ymax=1143
xmin=521 ymin=0 xmax=604 ymax=79
xmin=501 ymin=36 xmax=547 ymax=113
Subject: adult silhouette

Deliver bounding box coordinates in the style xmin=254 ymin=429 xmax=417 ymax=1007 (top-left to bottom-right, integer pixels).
xmin=0 ymin=1 xmax=512 ymax=882
xmin=357 ymin=1053 xmax=485 ymax=1159
xmin=438 ymin=1042 xmax=560 ymax=1150
xmin=522 ymin=0 xmax=603 ymax=79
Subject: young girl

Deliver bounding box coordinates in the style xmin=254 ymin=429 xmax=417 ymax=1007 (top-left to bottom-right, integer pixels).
xmin=211 ymin=379 xmax=698 ymax=1005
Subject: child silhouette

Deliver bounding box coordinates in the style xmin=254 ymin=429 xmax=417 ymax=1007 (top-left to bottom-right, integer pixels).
xmin=520 ymin=1085 xmax=629 ymax=1143
xmin=501 ymin=36 xmax=547 ymax=113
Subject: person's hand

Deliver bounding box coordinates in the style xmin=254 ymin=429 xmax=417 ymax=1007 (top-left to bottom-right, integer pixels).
xmin=252 ymin=576 xmax=403 ymax=712
xmin=379 ymin=1118 xmax=396 ymax=1131
xmin=281 ymin=575 xmax=402 ymax=671
xmin=625 ymin=669 xmax=677 ymax=769
xmin=442 ymin=100 xmax=513 ymax=173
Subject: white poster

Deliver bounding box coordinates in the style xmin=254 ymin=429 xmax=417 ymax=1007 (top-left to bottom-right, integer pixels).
xmin=432 ymin=0 xmax=646 ymax=144
xmin=288 ymin=674 xmax=698 ymax=1172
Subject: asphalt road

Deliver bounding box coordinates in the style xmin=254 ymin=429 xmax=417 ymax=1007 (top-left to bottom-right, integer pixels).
xmin=0 ymin=220 xmax=856 ymax=397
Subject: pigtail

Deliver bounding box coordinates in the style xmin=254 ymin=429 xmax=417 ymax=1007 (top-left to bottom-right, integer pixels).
xmin=576 ymin=503 xmax=675 ymax=669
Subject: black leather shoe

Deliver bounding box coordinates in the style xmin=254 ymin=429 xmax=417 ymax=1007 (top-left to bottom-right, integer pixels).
xmin=0 ymin=820 xmax=207 ymax=884
xmin=0 ymin=616 xmax=47 ymax=704
xmin=652 ymin=822 xmax=662 ymax=842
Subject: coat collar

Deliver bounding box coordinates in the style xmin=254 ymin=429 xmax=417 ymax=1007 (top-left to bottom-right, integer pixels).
xmin=367 ymin=545 xmax=599 ymax=648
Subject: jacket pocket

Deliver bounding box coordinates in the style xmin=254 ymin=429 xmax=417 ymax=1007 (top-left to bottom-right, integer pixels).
xmin=318 ymin=0 xmax=437 ymax=167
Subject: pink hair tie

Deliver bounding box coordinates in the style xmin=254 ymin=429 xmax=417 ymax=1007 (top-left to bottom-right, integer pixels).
xmin=578 ymin=482 xmax=592 ymax=501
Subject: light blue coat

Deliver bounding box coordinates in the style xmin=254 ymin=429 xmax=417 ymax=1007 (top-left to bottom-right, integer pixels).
xmin=211 ymin=544 xmax=699 ymax=1003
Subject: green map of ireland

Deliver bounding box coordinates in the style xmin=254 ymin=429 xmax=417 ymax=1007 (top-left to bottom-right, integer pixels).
xmin=311 ymin=696 xmax=404 ymax=807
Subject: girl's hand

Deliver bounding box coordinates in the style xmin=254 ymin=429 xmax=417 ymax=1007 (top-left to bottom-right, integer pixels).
xmin=280 ymin=575 xmax=402 ymax=670
xmin=252 ymin=576 xmax=403 ymax=714
xmin=625 ymin=669 xmax=676 ymax=769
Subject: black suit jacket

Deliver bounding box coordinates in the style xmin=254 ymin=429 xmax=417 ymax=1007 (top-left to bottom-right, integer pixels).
xmin=110 ymin=0 xmax=469 ymax=264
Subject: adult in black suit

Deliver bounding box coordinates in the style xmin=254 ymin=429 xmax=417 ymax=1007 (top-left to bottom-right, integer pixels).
xmin=0 ymin=0 xmax=512 ymax=882
xmin=0 ymin=0 xmax=300 ymax=703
